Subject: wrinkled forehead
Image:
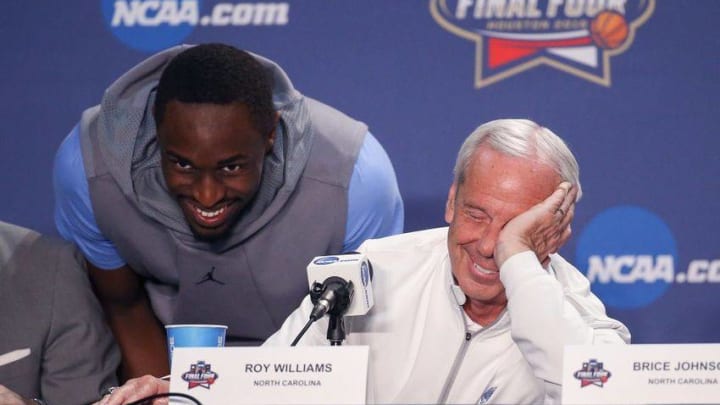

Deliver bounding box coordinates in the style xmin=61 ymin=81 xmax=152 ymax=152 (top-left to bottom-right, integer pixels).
xmin=457 ymin=146 xmax=561 ymax=205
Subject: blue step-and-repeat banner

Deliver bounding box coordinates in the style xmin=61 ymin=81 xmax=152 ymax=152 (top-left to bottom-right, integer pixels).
xmin=1 ymin=1 xmax=718 ymax=343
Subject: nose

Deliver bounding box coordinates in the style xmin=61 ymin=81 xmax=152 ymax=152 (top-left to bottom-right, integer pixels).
xmin=475 ymin=223 xmax=501 ymax=259
xmin=193 ymin=172 xmax=225 ymax=208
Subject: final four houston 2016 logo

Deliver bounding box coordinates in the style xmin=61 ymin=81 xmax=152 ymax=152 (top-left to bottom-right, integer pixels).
xmin=181 ymin=361 xmax=219 ymax=389
xmin=429 ymin=0 xmax=655 ymax=87
xmin=573 ymin=359 xmax=612 ymax=388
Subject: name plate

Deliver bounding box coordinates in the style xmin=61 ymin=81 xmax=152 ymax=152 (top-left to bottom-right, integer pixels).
xmin=562 ymin=343 xmax=720 ymax=404
xmin=169 ymin=346 xmax=368 ymax=404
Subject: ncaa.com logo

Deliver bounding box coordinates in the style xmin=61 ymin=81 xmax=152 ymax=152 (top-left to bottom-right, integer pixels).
xmin=576 ymin=205 xmax=719 ymax=309
xmin=102 ymin=0 xmax=289 ymax=52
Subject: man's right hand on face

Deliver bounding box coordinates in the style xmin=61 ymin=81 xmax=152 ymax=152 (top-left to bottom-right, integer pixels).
xmin=494 ymin=182 xmax=578 ymax=269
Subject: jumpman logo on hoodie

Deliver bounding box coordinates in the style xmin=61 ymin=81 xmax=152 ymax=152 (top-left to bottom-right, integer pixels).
xmin=196 ymin=266 xmax=225 ymax=285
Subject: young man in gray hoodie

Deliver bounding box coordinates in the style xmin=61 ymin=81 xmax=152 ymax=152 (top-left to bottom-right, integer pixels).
xmin=53 ymin=43 xmax=404 ymax=380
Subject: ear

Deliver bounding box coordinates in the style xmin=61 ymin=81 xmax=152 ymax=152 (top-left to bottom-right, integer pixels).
xmin=445 ymin=183 xmax=458 ymax=224
xmin=265 ymin=111 xmax=281 ymax=153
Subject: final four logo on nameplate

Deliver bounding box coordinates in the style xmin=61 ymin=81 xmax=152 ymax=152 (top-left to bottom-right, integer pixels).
xmin=573 ymin=359 xmax=612 ymax=388
xmin=429 ymin=0 xmax=654 ymax=87
xmin=181 ymin=360 xmax=219 ymax=389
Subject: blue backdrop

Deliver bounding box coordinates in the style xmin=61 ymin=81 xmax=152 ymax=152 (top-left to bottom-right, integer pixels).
xmin=1 ymin=0 xmax=718 ymax=343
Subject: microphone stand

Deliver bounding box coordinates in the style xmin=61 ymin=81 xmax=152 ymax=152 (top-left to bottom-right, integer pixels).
xmin=326 ymin=313 xmax=346 ymax=345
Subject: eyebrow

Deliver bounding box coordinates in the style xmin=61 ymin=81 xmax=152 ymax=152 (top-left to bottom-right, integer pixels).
xmin=463 ymin=202 xmax=490 ymax=216
xmin=164 ymin=150 xmax=247 ymax=166
xmin=217 ymin=154 xmax=246 ymax=166
xmin=164 ymin=150 xmax=189 ymax=162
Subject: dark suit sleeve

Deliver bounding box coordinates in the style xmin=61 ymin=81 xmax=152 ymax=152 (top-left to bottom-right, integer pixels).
xmin=39 ymin=240 xmax=120 ymax=404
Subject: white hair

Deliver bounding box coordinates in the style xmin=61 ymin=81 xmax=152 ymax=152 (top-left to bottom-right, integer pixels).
xmin=453 ymin=119 xmax=582 ymax=200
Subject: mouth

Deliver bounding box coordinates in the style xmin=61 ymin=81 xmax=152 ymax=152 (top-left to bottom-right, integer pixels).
xmin=183 ymin=201 xmax=234 ymax=229
xmin=469 ymin=261 xmax=499 ymax=281
xmin=473 ymin=262 xmax=496 ymax=275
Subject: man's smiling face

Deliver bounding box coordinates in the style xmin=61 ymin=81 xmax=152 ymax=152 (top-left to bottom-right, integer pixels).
xmin=158 ymin=100 xmax=275 ymax=241
xmin=445 ymin=143 xmax=560 ymax=317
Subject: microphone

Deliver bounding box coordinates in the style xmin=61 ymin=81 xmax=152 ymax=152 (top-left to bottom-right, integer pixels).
xmin=309 ymin=276 xmax=354 ymax=321
xmin=291 ymin=253 xmax=374 ymax=346
xmin=306 ymin=253 xmax=374 ymax=319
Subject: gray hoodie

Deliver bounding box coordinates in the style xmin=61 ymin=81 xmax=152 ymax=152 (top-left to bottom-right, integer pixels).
xmin=78 ymin=45 xmax=367 ymax=343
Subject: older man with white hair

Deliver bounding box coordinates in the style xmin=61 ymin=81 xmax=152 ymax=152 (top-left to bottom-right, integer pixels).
xmin=268 ymin=118 xmax=630 ymax=404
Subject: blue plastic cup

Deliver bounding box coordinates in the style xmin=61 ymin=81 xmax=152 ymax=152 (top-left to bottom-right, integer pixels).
xmin=165 ymin=324 xmax=227 ymax=365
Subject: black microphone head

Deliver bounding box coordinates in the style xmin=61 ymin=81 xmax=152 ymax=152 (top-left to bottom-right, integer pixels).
xmin=318 ymin=276 xmax=354 ymax=317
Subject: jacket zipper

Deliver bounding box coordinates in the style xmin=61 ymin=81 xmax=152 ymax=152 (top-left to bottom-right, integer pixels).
xmin=436 ymin=326 xmax=480 ymax=403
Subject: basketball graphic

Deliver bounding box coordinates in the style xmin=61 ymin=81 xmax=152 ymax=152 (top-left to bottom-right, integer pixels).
xmin=591 ymin=11 xmax=629 ymax=49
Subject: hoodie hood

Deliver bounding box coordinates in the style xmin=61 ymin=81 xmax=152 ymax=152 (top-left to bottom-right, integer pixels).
xmin=83 ymin=44 xmax=314 ymax=251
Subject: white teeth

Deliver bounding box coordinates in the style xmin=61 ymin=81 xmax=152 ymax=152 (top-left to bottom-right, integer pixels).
xmin=473 ymin=263 xmax=494 ymax=275
xmin=195 ymin=206 xmax=225 ymax=218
